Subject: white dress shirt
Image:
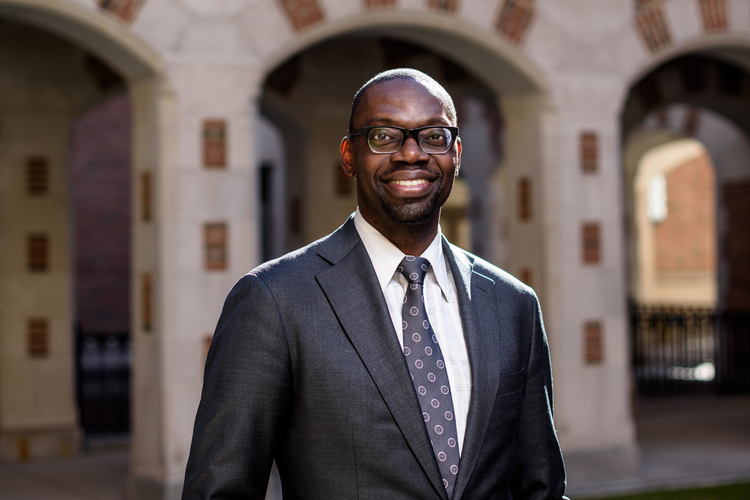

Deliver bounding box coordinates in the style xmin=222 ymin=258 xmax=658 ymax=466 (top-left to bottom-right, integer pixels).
xmin=353 ymin=209 xmax=472 ymax=454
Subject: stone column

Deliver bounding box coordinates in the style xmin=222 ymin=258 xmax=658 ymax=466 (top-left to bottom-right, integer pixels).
xmin=129 ymin=59 xmax=264 ymax=500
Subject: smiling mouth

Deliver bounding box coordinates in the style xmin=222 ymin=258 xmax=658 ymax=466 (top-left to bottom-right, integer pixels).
xmin=389 ymin=179 xmax=430 ymax=186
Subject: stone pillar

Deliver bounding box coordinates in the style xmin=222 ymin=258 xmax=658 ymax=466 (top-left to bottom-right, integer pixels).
xmin=543 ymin=73 xmax=638 ymax=478
xmin=0 ymin=100 xmax=80 ymax=463
xmin=129 ymin=59 xmax=264 ymax=500
xmin=0 ymin=23 xmax=106 ymax=463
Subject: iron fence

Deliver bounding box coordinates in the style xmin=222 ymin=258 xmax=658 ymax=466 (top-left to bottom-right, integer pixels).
xmin=75 ymin=331 xmax=131 ymax=435
xmin=631 ymin=304 xmax=750 ymax=396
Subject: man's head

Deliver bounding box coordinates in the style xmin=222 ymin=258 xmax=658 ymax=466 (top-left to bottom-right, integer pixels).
xmin=348 ymin=69 xmax=457 ymax=134
xmin=340 ymin=69 xmax=461 ymax=246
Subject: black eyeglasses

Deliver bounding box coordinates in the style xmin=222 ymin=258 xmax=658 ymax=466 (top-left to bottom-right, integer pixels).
xmin=349 ymin=125 xmax=459 ymax=154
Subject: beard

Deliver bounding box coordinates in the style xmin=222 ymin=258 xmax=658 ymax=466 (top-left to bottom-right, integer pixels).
xmin=375 ymin=174 xmax=446 ymax=224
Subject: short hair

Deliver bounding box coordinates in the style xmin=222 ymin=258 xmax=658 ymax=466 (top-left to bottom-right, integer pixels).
xmin=348 ymin=68 xmax=457 ymax=134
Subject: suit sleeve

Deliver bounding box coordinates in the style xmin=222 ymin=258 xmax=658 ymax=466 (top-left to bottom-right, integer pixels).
xmin=509 ymin=292 xmax=568 ymax=500
xmin=182 ymin=274 xmax=292 ymax=500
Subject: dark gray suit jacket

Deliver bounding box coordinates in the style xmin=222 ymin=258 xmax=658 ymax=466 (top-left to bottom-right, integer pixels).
xmin=183 ymin=217 xmax=567 ymax=500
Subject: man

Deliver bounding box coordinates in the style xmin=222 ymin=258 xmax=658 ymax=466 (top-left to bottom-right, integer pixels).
xmin=183 ymin=68 xmax=567 ymax=500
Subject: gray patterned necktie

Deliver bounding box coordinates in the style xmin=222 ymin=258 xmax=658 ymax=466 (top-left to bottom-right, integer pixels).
xmin=398 ymin=256 xmax=460 ymax=498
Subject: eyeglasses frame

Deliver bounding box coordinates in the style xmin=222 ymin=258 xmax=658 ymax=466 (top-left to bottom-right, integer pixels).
xmin=348 ymin=125 xmax=460 ymax=155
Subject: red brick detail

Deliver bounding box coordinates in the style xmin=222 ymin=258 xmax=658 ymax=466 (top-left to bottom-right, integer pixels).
xmin=428 ymin=0 xmax=459 ymax=12
xmin=141 ymin=172 xmax=152 ymax=222
xmin=26 ymin=157 xmax=49 ymax=196
xmin=98 ymin=0 xmax=145 ymax=23
xmin=70 ymin=92 xmax=132 ymax=334
xmin=517 ymin=177 xmax=532 ymax=222
xmin=205 ymin=223 xmax=228 ymax=271
xmin=27 ymin=234 xmax=49 ymax=272
xmin=580 ymin=131 xmax=599 ymax=173
xmin=584 ymin=321 xmax=604 ymax=364
xmin=365 ymin=0 xmax=395 ymax=8
xmin=699 ymin=0 xmax=728 ymax=33
xmin=518 ymin=267 xmax=533 ymax=288
xmin=335 ymin=162 xmax=353 ymax=197
xmin=634 ymin=4 xmax=672 ymax=53
xmin=28 ymin=318 xmax=49 ymax=357
xmin=277 ymin=0 xmax=325 ymax=32
xmin=141 ymin=273 xmax=152 ymax=332
xmin=17 ymin=438 xmax=31 ymax=461
xmin=203 ymin=120 xmax=227 ymax=168
xmin=582 ymin=222 xmax=601 ymax=265
xmin=655 ymin=156 xmax=715 ymax=272
xmin=724 ymin=182 xmax=750 ymax=310
xmin=496 ymin=0 xmax=535 ymax=45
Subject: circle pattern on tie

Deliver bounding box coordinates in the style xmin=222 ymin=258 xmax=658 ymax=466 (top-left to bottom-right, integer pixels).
xmin=398 ymin=256 xmax=460 ymax=498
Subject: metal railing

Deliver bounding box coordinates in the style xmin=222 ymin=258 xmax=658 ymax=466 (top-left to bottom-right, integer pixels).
xmin=630 ymin=305 xmax=750 ymax=396
xmin=75 ymin=331 xmax=131 ymax=435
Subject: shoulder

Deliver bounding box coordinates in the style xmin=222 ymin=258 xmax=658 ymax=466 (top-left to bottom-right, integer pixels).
xmin=447 ymin=243 xmax=538 ymax=303
xmin=237 ymin=217 xmax=360 ymax=288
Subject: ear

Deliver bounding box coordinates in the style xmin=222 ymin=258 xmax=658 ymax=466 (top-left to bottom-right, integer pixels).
xmin=340 ymin=136 xmax=356 ymax=178
xmin=454 ymin=137 xmax=462 ymax=177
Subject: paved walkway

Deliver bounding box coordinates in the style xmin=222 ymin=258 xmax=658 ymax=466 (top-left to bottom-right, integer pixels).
xmin=0 ymin=449 xmax=128 ymax=500
xmin=1 ymin=394 xmax=749 ymax=499
xmin=567 ymin=393 xmax=750 ymax=497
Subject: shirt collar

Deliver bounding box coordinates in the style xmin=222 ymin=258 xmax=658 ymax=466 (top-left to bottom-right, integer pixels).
xmin=353 ymin=209 xmax=452 ymax=300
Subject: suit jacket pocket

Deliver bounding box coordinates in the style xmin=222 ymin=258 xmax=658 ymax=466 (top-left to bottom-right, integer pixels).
xmin=495 ymin=367 xmax=525 ymax=396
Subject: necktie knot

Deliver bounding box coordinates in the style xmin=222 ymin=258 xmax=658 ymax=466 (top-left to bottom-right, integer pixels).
xmin=398 ymin=256 xmax=430 ymax=285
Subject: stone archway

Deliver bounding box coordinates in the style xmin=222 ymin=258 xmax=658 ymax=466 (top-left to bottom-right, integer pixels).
xmin=622 ymin=48 xmax=750 ymax=396
xmin=254 ymin=15 xmax=552 ymax=301
xmin=0 ymin=0 xmax=166 ymax=469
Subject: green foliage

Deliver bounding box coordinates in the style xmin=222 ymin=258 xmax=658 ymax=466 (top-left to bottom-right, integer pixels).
xmin=584 ymin=483 xmax=750 ymax=500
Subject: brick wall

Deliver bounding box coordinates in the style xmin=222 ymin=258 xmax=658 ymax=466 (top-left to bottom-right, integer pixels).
xmin=69 ymin=92 xmax=132 ymax=333
xmin=655 ymin=155 xmax=715 ymax=273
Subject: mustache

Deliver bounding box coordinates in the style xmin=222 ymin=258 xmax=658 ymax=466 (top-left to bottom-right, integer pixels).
xmin=382 ymin=163 xmax=440 ymax=175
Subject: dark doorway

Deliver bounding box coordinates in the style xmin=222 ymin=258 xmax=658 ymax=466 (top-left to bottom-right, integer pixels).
xmin=70 ymin=90 xmax=132 ymax=436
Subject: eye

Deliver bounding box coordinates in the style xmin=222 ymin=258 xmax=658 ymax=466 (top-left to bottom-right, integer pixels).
xmin=421 ymin=128 xmax=449 ymax=146
xmin=369 ymin=128 xmax=401 ymax=144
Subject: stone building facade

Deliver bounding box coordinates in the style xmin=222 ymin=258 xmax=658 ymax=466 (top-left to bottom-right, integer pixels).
xmin=0 ymin=0 xmax=749 ymax=498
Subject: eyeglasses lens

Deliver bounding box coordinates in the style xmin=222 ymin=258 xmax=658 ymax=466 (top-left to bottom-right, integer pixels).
xmin=367 ymin=127 xmax=452 ymax=154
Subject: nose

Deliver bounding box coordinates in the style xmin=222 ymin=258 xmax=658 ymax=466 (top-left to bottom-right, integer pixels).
xmin=392 ymin=136 xmax=429 ymax=163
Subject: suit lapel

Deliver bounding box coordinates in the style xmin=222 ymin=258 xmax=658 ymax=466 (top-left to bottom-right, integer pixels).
xmin=315 ymin=220 xmax=448 ymax=500
xmin=443 ymin=241 xmax=501 ymax=500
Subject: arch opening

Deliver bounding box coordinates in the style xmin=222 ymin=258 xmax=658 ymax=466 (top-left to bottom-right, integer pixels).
xmin=260 ymin=33 xmax=505 ymax=259
xmin=0 ymin=0 xmax=162 ymax=80
xmin=623 ymin=51 xmax=750 ymax=397
xmin=257 ymin=27 xmax=547 ymax=298
xmin=0 ymin=6 xmax=162 ymax=462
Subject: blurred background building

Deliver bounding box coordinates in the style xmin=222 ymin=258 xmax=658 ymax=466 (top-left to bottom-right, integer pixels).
xmin=0 ymin=0 xmax=748 ymax=499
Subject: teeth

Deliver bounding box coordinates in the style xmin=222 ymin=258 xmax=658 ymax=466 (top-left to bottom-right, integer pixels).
xmin=390 ymin=179 xmax=428 ymax=186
